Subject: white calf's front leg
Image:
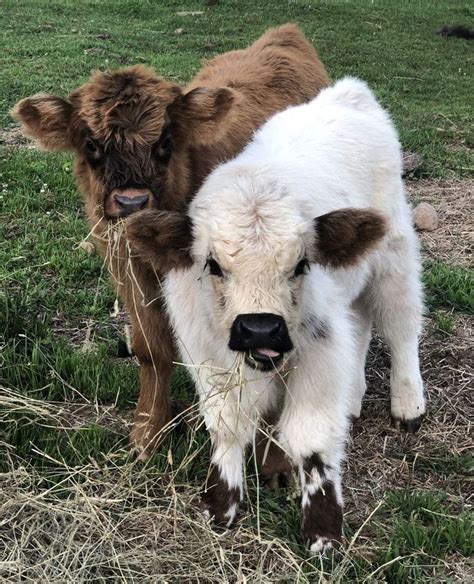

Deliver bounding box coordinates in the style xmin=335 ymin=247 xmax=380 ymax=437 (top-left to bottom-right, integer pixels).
xmin=196 ymin=363 xmax=269 ymax=526
xmin=373 ymin=231 xmax=425 ymax=431
xmin=201 ymin=437 xmax=243 ymax=526
xmin=300 ymin=453 xmax=343 ymax=553
xmin=277 ymin=321 xmax=353 ymax=553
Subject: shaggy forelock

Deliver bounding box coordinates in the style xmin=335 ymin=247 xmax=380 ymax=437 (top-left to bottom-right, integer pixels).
xmin=70 ymin=65 xmax=181 ymax=147
xmin=192 ymin=170 xmax=308 ymax=269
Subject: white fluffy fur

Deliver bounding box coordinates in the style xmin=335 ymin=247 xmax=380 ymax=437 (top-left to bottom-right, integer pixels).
xmin=163 ymin=78 xmax=424 ymax=552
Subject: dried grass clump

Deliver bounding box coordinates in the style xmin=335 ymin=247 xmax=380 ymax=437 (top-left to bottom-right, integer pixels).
xmin=0 ymin=394 xmax=302 ymax=582
xmin=0 ymin=385 xmax=383 ymax=583
xmin=0 ymin=457 xmax=300 ymax=582
xmin=407 ymin=178 xmax=474 ymax=267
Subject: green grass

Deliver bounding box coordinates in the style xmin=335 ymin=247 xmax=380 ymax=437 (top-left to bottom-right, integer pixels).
xmin=378 ymin=491 xmax=473 ymax=582
xmin=424 ymin=261 xmax=474 ymax=313
xmin=2 ymin=0 xmax=473 ymax=177
xmin=431 ymin=310 xmax=456 ymax=336
xmin=1 ymin=1 xmax=473 ymax=582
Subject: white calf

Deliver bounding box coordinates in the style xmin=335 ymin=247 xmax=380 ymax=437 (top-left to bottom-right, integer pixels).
xmin=127 ymin=78 xmax=425 ymax=552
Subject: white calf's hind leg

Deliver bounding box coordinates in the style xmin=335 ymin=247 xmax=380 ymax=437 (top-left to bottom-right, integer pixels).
xmin=372 ymin=233 xmax=425 ymax=431
xmin=350 ymin=299 xmax=373 ymax=419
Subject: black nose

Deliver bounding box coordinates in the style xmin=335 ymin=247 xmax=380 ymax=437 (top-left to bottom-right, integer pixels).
xmin=228 ymin=313 xmax=293 ymax=354
xmin=115 ymin=194 xmax=149 ymax=216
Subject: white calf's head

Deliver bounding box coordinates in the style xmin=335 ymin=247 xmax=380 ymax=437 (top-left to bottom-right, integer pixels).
xmin=127 ymin=168 xmax=386 ymax=370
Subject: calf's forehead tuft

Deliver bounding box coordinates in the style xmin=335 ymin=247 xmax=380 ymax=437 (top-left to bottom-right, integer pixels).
xmin=192 ymin=174 xmax=307 ymax=267
xmin=70 ymin=66 xmax=181 ymax=145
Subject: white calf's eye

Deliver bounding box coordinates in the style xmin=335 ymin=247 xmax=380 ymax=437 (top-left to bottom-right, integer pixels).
xmin=205 ymin=258 xmax=224 ymax=278
xmin=293 ymin=258 xmax=309 ymax=278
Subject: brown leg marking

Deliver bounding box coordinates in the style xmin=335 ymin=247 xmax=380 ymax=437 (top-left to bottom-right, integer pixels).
xmin=201 ymin=464 xmax=241 ymax=526
xmin=301 ymin=454 xmax=343 ymax=552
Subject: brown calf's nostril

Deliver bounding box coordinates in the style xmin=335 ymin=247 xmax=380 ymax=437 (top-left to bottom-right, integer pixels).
xmin=115 ymin=194 xmax=149 ymax=216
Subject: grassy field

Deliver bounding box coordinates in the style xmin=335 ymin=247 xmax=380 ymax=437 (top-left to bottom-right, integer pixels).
xmin=1 ymin=1 xmax=473 ymax=582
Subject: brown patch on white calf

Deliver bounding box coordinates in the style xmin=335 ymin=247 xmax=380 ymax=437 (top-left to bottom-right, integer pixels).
xmin=301 ymin=454 xmax=343 ymax=548
xmin=314 ymin=208 xmax=387 ymax=268
xmin=302 ymin=452 xmax=328 ymax=480
xmin=302 ymin=482 xmax=343 ymax=547
xmin=301 ymin=314 xmax=330 ymax=341
xmin=201 ymin=465 xmax=241 ymax=526
xmin=126 ymin=209 xmax=193 ymax=273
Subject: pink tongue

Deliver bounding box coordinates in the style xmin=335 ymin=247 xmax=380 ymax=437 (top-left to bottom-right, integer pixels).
xmin=255 ymin=348 xmax=280 ymax=358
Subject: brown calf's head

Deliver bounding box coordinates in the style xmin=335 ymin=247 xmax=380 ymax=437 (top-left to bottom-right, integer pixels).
xmin=12 ymin=66 xmax=238 ymax=222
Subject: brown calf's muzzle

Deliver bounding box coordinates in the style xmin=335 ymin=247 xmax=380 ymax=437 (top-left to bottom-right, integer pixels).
xmin=104 ymin=186 xmax=156 ymax=218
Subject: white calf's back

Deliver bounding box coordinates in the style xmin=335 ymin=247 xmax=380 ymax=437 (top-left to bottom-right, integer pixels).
xmin=193 ymin=78 xmax=406 ymax=225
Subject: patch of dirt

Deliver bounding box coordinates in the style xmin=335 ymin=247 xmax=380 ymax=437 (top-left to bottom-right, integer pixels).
xmin=346 ymin=312 xmax=473 ymax=520
xmin=50 ymin=304 xmax=131 ymax=355
xmin=58 ymin=403 xmax=131 ymax=435
xmin=407 ymin=178 xmax=474 ymax=267
xmin=0 ymin=127 xmax=36 ymax=149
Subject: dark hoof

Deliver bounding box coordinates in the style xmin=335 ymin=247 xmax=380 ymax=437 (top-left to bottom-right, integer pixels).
xmin=117 ymin=338 xmax=132 ymax=358
xmin=263 ymin=470 xmax=295 ymax=491
xmin=393 ymin=415 xmax=423 ymax=433
xmin=200 ymin=496 xmax=239 ymax=527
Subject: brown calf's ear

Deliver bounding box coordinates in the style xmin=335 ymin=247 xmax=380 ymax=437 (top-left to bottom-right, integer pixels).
xmin=126 ymin=209 xmax=193 ymax=274
xmin=168 ymin=86 xmax=239 ymax=145
xmin=314 ymin=208 xmax=387 ymax=268
xmin=11 ymin=94 xmax=73 ymax=151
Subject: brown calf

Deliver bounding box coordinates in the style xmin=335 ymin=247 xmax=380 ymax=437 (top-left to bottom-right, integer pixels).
xmin=12 ymin=24 xmax=330 ymax=459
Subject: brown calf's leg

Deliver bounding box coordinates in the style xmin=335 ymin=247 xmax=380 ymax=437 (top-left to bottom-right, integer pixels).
xmin=255 ymin=426 xmax=294 ymax=489
xmin=129 ymin=310 xmax=176 ymax=461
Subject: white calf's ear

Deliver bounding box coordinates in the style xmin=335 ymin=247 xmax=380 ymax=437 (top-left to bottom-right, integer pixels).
xmin=125 ymin=210 xmax=194 ymax=273
xmin=314 ymin=208 xmax=387 ymax=268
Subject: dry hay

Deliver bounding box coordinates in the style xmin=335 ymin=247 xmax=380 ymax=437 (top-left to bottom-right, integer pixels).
xmin=0 ymin=390 xmax=319 ymax=583
xmin=1 ymin=305 xmax=472 ymax=582
xmin=407 ymin=178 xmax=474 ymax=267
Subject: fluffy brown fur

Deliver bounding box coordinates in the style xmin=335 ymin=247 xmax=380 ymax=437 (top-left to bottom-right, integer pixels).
xmin=12 ymin=23 xmax=330 ymax=459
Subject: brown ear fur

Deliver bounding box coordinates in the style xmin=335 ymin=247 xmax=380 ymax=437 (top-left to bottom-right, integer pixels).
xmin=126 ymin=210 xmax=193 ymax=274
xmin=11 ymin=94 xmax=73 ymax=151
xmin=314 ymin=208 xmax=387 ymax=268
xmin=168 ymin=87 xmax=239 ymax=145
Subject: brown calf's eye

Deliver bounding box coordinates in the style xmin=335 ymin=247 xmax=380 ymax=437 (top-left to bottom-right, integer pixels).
xmin=154 ymin=131 xmax=173 ymax=163
xmin=161 ymin=136 xmax=172 ymax=153
xmin=84 ymin=138 xmax=101 ymax=162
xmin=86 ymin=138 xmax=97 ymax=154
xmin=293 ymin=258 xmax=309 ymax=278
xmin=206 ymin=258 xmax=224 ymax=278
